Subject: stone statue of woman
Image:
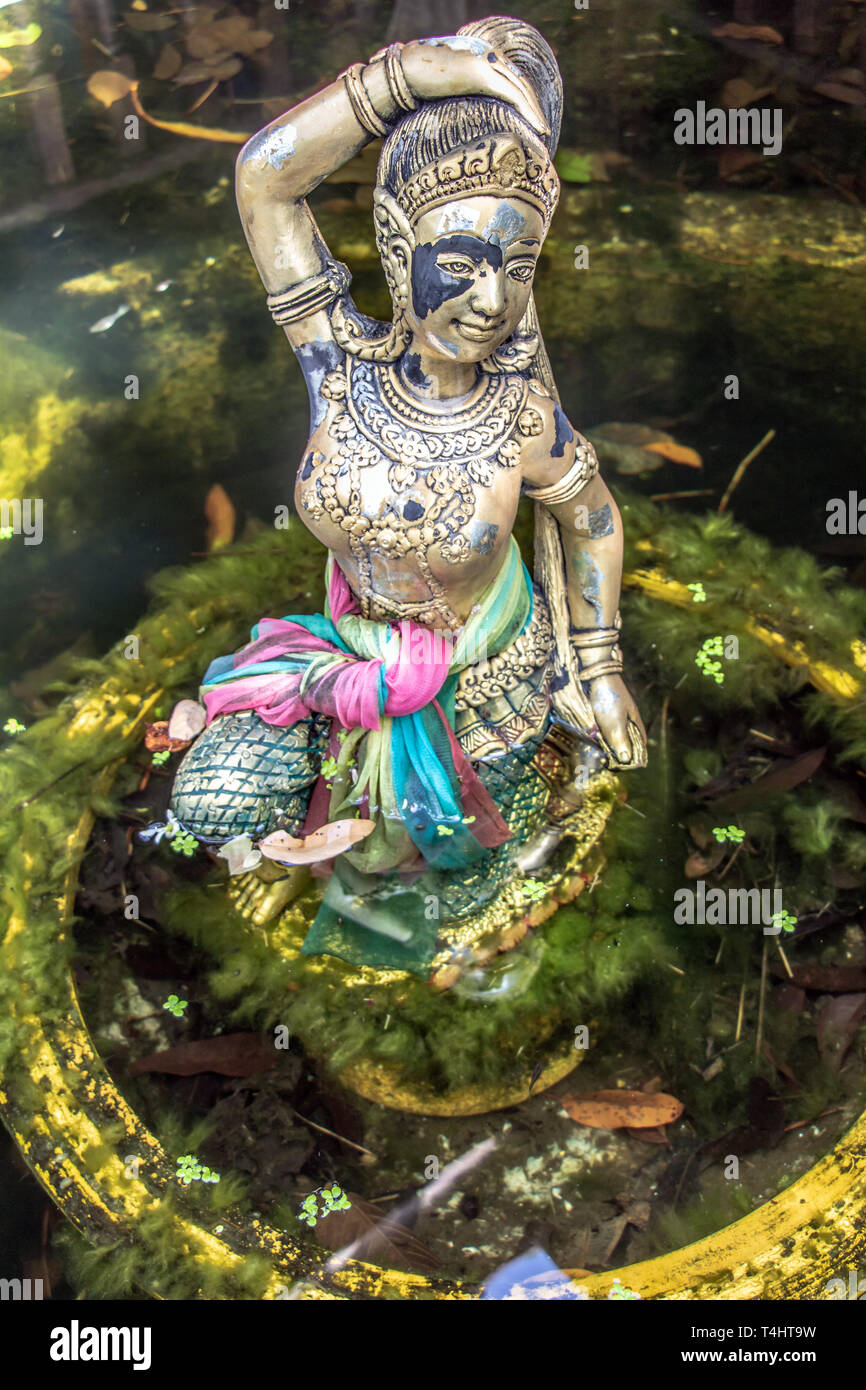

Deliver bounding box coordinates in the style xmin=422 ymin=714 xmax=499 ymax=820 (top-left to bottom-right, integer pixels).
xmin=171 ymin=16 xmax=646 ymax=979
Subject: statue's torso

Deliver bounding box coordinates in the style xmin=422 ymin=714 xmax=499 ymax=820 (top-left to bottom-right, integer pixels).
xmin=295 ymin=355 xmax=548 ymax=629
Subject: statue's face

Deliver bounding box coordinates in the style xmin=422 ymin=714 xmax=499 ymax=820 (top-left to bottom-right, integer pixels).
xmin=401 ymin=195 xmax=545 ymax=364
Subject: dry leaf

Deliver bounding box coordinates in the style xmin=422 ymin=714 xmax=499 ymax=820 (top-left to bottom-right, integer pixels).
xmin=709 ymin=746 xmax=826 ymax=811
xmin=259 ymin=819 xmax=376 ymax=865
xmin=625 ymin=1125 xmax=670 ymax=1144
xmin=144 ymin=720 xmax=191 ymax=752
xmin=816 ymin=993 xmax=866 ymax=1071
xmin=813 ymin=81 xmax=866 ymax=107
xmin=561 ymin=1089 xmax=684 ymax=1130
xmin=711 ymin=22 xmax=784 ymax=44
xmin=684 ymin=843 xmax=726 ymax=878
xmin=313 ymin=1194 xmax=440 ymax=1273
xmin=153 ymin=43 xmax=181 ymax=80
xmin=204 ymin=483 xmax=235 ymax=550
xmin=772 ymin=962 xmax=866 ymax=993
xmin=720 ymin=78 xmax=773 ymax=107
xmin=129 ymin=1033 xmax=277 ymax=1077
xmin=0 ymin=56 xmax=13 ymax=80
xmin=643 ymin=440 xmax=702 ymax=469
xmin=87 ymin=69 xmax=136 ymax=108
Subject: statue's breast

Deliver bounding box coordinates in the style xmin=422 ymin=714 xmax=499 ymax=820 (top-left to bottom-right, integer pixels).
xmin=294 ymin=359 xmax=540 ymax=611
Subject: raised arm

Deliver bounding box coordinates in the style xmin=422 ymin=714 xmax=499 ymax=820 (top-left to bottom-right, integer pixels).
xmin=234 ymin=36 xmax=550 ymax=351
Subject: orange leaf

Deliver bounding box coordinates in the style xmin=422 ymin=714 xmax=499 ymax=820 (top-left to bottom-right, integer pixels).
xmin=643 ymin=440 xmax=703 ymax=469
xmin=87 ymin=69 xmax=136 ymax=108
xmin=711 ymin=22 xmax=784 ymax=44
xmin=204 ymin=483 xmax=235 ymax=550
xmin=561 ymin=1089 xmax=684 ymax=1129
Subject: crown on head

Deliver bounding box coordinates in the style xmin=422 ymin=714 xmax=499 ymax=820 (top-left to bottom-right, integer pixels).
xmin=394 ymin=136 xmax=560 ymax=228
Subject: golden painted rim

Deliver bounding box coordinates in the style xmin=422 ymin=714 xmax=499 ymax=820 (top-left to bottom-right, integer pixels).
xmin=1 ymin=568 xmax=865 ymax=1298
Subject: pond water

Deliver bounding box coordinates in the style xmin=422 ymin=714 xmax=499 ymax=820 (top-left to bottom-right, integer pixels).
xmin=1 ymin=0 xmax=865 ymax=1305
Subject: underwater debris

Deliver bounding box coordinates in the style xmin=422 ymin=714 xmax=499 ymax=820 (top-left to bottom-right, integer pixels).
xmin=561 ymin=1090 xmax=684 ymax=1131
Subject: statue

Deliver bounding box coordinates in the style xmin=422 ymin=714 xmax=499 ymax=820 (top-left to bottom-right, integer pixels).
xmin=170 ymin=16 xmax=646 ymax=981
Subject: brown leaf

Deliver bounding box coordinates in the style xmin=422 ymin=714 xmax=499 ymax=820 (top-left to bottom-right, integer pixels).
xmin=561 ymin=1089 xmax=684 ymax=1130
xmin=773 ymin=962 xmax=866 ymax=993
xmin=718 ymin=148 xmax=764 ymax=179
xmin=711 ymin=22 xmax=784 ymax=44
xmin=643 ymin=440 xmax=703 ymax=469
xmin=0 ymin=57 xmax=13 ymax=80
xmin=684 ymin=843 xmax=726 ymax=878
xmin=204 ymin=483 xmax=235 ymax=550
xmin=124 ymin=10 xmax=176 ymax=30
xmin=144 ymin=720 xmax=190 ymax=752
xmin=813 ymin=82 xmax=866 ymax=107
xmin=709 ymin=746 xmax=826 ymax=811
xmin=760 ymin=1040 xmax=801 ymax=1090
xmin=87 ymin=69 xmax=136 ymax=108
xmin=129 ymin=1033 xmax=277 ymax=1077
xmin=233 ymin=29 xmax=274 ymax=56
xmin=313 ymin=1195 xmax=440 ymax=1273
xmin=625 ymin=1125 xmax=670 ymax=1144
xmin=153 ymin=43 xmax=182 ymax=80
xmin=816 ymin=993 xmax=866 ymax=1070
xmin=772 ymin=982 xmax=806 ymax=1014
xmin=720 ymin=78 xmax=773 ymax=107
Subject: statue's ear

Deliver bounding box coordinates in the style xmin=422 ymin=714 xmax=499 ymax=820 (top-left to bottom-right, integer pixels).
xmin=373 ymin=188 xmax=415 ymax=305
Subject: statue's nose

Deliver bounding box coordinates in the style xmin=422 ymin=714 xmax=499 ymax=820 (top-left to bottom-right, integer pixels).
xmin=470 ymin=268 xmax=505 ymax=319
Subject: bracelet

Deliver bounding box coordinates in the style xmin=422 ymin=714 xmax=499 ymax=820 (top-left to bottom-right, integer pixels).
xmin=570 ymin=625 xmax=620 ymax=652
xmin=576 ymin=657 xmax=622 ymax=683
xmin=266 ymin=260 xmax=352 ymax=326
xmin=341 ymin=62 xmax=388 ymax=138
xmin=523 ymin=440 xmax=599 ymax=504
xmin=384 ymin=42 xmax=416 ymax=112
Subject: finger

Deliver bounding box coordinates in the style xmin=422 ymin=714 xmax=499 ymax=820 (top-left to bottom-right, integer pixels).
xmin=483 ymin=56 xmax=550 ymax=136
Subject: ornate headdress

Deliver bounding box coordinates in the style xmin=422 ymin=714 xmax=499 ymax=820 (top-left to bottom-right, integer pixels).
xmin=394 ymin=135 xmax=559 ymax=229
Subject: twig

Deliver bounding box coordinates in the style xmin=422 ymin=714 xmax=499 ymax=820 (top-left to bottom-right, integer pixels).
xmin=290 ymin=1108 xmax=376 ymax=1160
xmin=775 ymin=938 xmax=794 ymax=979
xmin=734 ymin=979 xmax=746 ymax=1043
xmin=650 ymin=489 xmax=716 ymax=502
xmin=718 ymin=429 xmax=776 ymax=514
xmin=717 ymin=841 xmax=745 ymax=881
xmin=783 ymin=1107 xmax=843 ymax=1135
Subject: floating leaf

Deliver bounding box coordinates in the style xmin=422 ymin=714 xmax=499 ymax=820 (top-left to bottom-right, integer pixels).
xmin=561 ymin=1089 xmax=684 ymax=1130
xmin=643 ymin=439 xmax=703 ymax=469
xmin=259 ymin=819 xmax=376 ymax=865
xmin=204 ymin=482 xmax=235 ymax=550
xmin=124 ymin=10 xmax=176 ymax=30
xmin=153 ymin=42 xmax=181 ymax=80
xmin=129 ymin=1033 xmax=277 ymax=1077
xmin=816 ymin=993 xmax=866 ymax=1071
xmin=86 ymin=69 xmax=136 ymax=107
xmin=711 ymin=22 xmax=783 ymax=44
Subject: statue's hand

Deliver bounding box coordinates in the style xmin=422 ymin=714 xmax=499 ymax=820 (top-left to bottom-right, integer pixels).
xmin=398 ymin=37 xmax=550 ymax=138
xmin=585 ymin=673 xmax=647 ymax=767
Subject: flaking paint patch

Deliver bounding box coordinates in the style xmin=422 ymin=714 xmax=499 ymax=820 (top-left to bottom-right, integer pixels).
xmin=481 ymin=204 xmax=526 ymax=249
xmin=435 ymin=205 xmax=480 ymax=237
xmin=242 ymin=123 xmax=297 ymax=172
xmin=421 ymin=35 xmax=489 ymax=57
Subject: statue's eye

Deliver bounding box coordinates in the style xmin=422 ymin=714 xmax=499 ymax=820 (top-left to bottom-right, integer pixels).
xmin=436 ymin=255 xmax=475 ymax=278
xmin=507 ymin=259 xmax=536 ymax=284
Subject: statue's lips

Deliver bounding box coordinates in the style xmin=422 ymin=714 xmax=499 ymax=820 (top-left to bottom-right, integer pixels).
xmin=453 ymin=320 xmax=503 ymax=343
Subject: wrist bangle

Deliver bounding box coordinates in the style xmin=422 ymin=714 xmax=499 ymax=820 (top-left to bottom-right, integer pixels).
xmin=577 ymin=657 xmax=622 ymax=683
xmin=384 ymin=42 xmax=416 ymax=112
xmin=570 ymin=625 xmax=620 ymax=652
xmin=340 ymin=62 xmax=388 ymax=138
